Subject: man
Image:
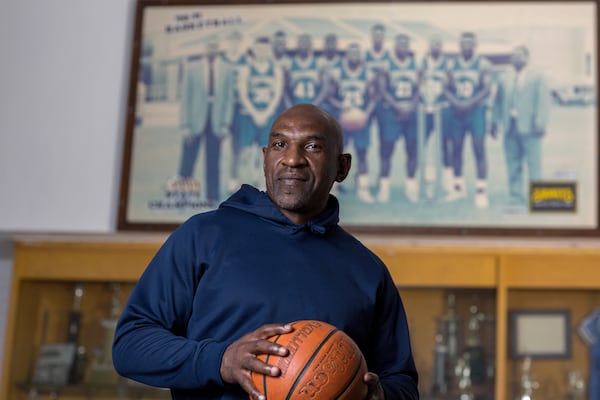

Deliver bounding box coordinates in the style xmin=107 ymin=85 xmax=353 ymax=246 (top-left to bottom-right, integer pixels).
xmin=235 ymin=35 xmax=284 ymax=189
xmin=286 ymin=33 xmax=328 ymax=107
xmin=113 ymin=104 xmax=419 ymax=400
xmin=329 ymin=43 xmax=376 ymax=203
xmin=378 ymin=33 xmax=420 ymax=203
xmin=419 ymin=34 xmax=453 ymax=199
xmin=167 ymin=39 xmax=235 ymax=203
xmin=445 ymin=32 xmax=493 ymax=208
xmin=491 ymin=45 xmax=550 ymax=205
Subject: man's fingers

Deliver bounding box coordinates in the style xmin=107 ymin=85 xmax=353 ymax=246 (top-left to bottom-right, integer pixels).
xmin=237 ymin=370 xmax=266 ymax=400
xmin=253 ymin=323 xmax=293 ymax=339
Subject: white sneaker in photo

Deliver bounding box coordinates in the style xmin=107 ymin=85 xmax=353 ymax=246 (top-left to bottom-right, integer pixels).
xmin=475 ymin=180 xmax=489 ymax=208
xmin=377 ymin=177 xmax=391 ymax=203
xmin=405 ymin=178 xmax=419 ymax=203
xmin=358 ymin=189 xmax=375 ymax=204
xmin=357 ymin=174 xmax=375 ymax=203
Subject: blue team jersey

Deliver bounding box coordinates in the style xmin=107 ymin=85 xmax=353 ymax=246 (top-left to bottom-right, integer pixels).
xmin=318 ymin=54 xmax=343 ymax=82
xmin=365 ymin=48 xmax=391 ymax=77
xmin=420 ymin=55 xmax=449 ymax=107
xmin=289 ymin=54 xmax=321 ymax=104
xmin=450 ymin=54 xmax=487 ymax=100
xmin=337 ymin=60 xmax=369 ymax=110
xmin=246 ymin=59 xmax=279 ymax=111
xmin=273 ymin=54 xmax=292 ymax=72
xmin=223 ymin=53 xmax=246 ymax=100
xmin=387 ymin=54 xmax=418 ymax=103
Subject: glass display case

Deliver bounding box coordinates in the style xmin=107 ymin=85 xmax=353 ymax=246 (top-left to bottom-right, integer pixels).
xmin=2 ymin=236 xmax=600 ymax=400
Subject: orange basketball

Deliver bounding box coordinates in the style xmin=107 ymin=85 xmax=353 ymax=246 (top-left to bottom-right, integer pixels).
xmin=251 ymin=320 xmax=368 ymax=400
xmin=340 ymin=108 xmax=368 ymax=131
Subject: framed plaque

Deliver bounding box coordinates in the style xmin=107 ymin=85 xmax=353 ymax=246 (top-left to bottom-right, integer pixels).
xmin=117 ymin=0 xmax=599 ymax=236
xmin=509 ymin=309 xmax=571 ymax=359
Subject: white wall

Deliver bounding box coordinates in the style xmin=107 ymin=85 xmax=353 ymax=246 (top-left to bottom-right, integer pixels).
xmin=0 ymin=0 xmax=136 ymax=232
xmin=0 ymin=0 xmax=137 ymax=381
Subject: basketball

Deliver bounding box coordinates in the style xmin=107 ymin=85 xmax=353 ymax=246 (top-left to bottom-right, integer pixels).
xmin=251 ymin=320 xmax=368 ymax=400
xmin=340 ymin=108 xmax=368 ymax=131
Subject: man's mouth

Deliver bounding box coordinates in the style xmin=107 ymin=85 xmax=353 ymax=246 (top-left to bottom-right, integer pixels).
xmin=278 ymin=175 xmax=308 ymax=185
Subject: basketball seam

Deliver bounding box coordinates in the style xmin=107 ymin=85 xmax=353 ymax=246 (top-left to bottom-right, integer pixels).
xmin=285 ymin=328 xmax=338 ymax=400
xmin=333 ymin=355 xmax=364 ymax=399
xmin=263 ymin=333 xmax=284 ymax=399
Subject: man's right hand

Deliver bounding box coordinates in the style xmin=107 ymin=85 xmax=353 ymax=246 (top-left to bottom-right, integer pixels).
xmin=220 ymin=323 xmax=293 ymax=400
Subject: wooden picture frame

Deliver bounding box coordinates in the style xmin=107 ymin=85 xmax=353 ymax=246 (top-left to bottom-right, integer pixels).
xmin=117 ymin=0 xmax=599 ymax=235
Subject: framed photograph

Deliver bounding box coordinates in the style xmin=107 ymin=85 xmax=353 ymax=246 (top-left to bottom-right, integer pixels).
xmin=509 ymin=309 xmax=571 ymax=359
xmin=117 ymin=0 xmax=599 ymax=234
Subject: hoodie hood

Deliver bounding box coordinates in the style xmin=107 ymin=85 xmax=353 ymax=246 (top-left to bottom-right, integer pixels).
xmin=219 ymin=184 xmax=340 ymax=235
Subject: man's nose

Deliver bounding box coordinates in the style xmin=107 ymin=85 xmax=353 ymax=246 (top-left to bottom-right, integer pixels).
xmin=283 ymin=145 xmax=307 ymax=167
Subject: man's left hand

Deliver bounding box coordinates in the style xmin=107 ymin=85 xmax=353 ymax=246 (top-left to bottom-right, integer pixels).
xmin=364 ymin=372 xmax=385 ymax=400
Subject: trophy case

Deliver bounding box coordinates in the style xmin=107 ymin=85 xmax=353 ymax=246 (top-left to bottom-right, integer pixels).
xmin=1 ymin=236 xmax=171 ymax=400
xmin=3 ymin=235 xmax=600 ymax=400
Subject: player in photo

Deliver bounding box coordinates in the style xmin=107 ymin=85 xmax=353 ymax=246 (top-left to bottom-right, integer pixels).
xmin=272 ymin=30 xmax=292 ymax=116
xmin=285 ymin=33 xmax=327 ymax=107
xmin=328 ymin=43 xmax=376 ymax=203
xmin=167 ymin=39 xmax=235 ymax=203
xmin=377 ymin=33 xmax=421 ymax=203
xmin=445 ymin=32 xmax=493 ymax=208
xmin=221 ymin=30 xmax=249 ymax=194
xmin=419 ymin=34 xmax=454 ymax=199
xmin=236 ymin=36 xmax=284 ymax=189
xmin=318 ymin=33 xmax=344 ymax=122
xmin=365 ymin=24 xmax=392 ymax=147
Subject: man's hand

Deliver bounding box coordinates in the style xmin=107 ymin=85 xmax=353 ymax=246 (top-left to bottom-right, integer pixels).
xmin=364 ymin=372 xmax=385 ymax=400
xmin=220 ymin=323 xmax=293 ymax=400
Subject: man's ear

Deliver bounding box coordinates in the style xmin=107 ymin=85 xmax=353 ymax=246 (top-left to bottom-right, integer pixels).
xmin=335 ymin=153 xmax=352 ymax=183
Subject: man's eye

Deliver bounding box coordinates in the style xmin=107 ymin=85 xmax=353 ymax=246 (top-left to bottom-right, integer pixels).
xmin=272 ymin=141 xmax=285 ymax=148
xmin=306 ymin=143 xmax=322 ymax=151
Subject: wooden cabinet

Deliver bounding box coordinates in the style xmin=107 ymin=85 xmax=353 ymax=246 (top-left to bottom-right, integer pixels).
xmin=2 ymin=235 xmax=600 ymax=399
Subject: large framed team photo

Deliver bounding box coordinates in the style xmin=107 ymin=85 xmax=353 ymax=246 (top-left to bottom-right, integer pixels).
xmin=117 ymin=0 xmax=599 ymax=235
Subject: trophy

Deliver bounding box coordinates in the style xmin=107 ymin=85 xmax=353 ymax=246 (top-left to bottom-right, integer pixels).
xmin=431 ymin=332 xmax=448 ymax=397
xmin=89 ymin=283 xmax=122 ymax=384
xmin=438 ymin=293 xmax=462 ymax=388
xmin=464 ymin=304 xmax=487 ymax=385
xmin=66 ymin=284 xmax=84 ymax=343
xmin=67 ymin=284 xmax=87 ymax=384
xmin=455 ymin=355 xmax=475 ymax=400
xmin=566 ymin=367 xmax=585 ymax=400
xmin=517 ymin=357 xmax=539 ymax=400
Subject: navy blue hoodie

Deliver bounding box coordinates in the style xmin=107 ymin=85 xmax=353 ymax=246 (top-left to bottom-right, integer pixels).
xmin=113 ymin=185 xmax=418 ymax=399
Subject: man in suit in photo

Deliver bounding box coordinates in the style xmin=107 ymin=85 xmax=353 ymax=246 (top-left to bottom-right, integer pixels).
xmin=167 ymin=38 xmax=237 ymax=204
xmin=492 ymin=45 xmax=550 ymax=205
